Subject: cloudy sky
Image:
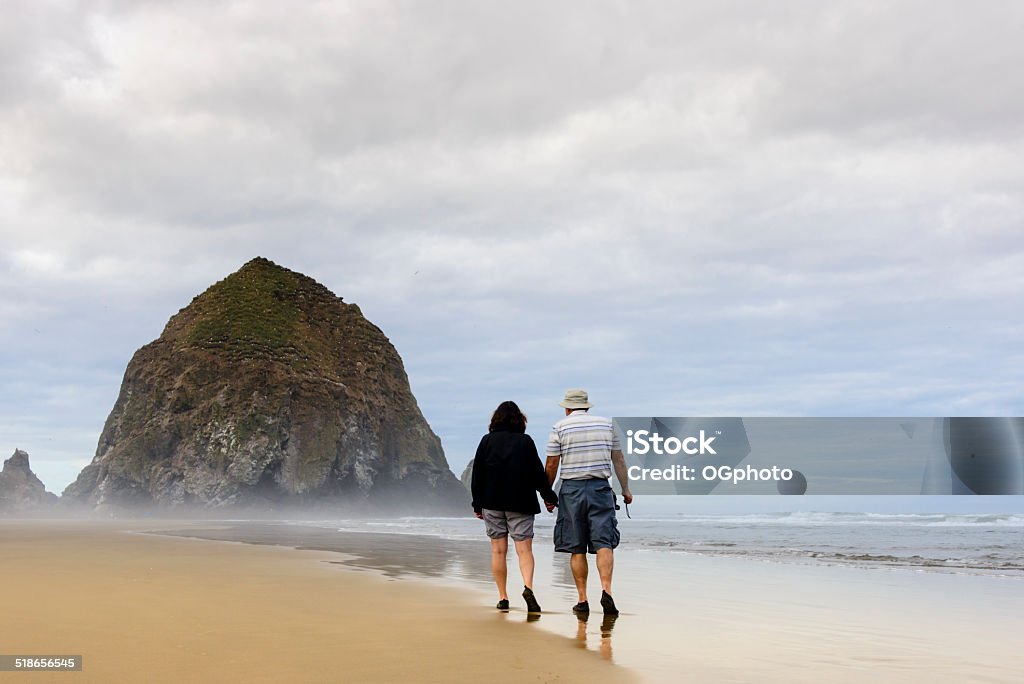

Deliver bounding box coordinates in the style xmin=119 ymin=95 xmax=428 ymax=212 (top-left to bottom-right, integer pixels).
xmin=2 ymin=1 xmax=1022 ymax=494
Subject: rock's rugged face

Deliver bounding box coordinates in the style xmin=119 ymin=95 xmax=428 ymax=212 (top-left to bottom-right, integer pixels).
xmin=460 ymin=459 xmax=474 ymax=492
xmin=0 ymin=450 xmax=58 ymax=510
xmin=62 ymin=257 xmax=467 ymax=512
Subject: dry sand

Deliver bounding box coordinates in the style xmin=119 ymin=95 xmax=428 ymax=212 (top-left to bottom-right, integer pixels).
xmin=0 ymin=520 xmax=632 ymax=683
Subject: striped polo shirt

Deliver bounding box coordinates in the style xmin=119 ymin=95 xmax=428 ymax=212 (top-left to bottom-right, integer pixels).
xmin=546 ymin=410 xmax=621 ymax=480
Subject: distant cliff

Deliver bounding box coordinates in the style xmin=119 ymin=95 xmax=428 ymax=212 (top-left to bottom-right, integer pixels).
xmin=63 ymin=257 xmax=467 ymax=512
xmin=0 ymin=450 xmax=58 ymax=511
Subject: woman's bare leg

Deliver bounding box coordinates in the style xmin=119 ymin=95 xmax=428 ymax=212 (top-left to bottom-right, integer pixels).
xmin=490 ymin=537 xmax=509 ymax=600
xmin=513 ymin=537 xmax=535 ymax=589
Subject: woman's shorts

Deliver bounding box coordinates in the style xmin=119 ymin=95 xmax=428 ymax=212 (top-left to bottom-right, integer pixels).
xmin=481 ymin=509 xmax=535 ymax=541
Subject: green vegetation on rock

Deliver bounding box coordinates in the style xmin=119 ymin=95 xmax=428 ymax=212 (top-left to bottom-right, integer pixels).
xmin=184 ymin=257 xmax=304 ymax=352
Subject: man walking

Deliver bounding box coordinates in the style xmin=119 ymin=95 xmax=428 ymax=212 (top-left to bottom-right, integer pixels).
xmin=545 ymin=389 xmax=632 ymax=616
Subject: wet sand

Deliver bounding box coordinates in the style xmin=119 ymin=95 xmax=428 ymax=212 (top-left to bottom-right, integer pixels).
xmin=154 ymin=520 xmax=1024 ymax=683
xmin=6 ymin=518 xmax=1023 ymax=683
xmin=0 ymin=520 xmax=631 ymax=683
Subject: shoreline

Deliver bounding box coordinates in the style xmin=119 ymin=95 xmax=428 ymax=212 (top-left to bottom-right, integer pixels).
xmin=146 ymin=518 xmax=1024 ymax=683
xmin=6 ymin=516 xmax=1024 ymax=683
xmin=0 ymin=519 xmax=634 ymax=683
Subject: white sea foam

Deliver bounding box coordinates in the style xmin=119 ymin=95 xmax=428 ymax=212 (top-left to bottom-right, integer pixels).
xmin=283 ymin=509 xmax=1024 ymax=577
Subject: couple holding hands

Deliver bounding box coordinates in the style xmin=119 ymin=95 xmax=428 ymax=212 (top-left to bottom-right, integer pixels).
xmin=471 ymin=389 xmax=633 ymax=616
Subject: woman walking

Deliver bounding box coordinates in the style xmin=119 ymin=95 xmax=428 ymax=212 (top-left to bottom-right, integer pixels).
xmin=471 ymin=401 xmax=558 ymax=613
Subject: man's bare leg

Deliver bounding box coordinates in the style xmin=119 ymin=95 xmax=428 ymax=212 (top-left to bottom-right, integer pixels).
xmin=595 ymin=548 xmax=619 ymax=615
xmin=491 ymin=537 xmax=508 ymax=601
xmin=596 ymin=547 xmax=614 ymax=594
xmin=570 ymin=552 xmax=589 ymax=603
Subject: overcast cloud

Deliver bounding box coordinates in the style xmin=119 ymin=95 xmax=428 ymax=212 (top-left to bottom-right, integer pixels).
xmin=2 ymin=1 xmax=1023 ymax=492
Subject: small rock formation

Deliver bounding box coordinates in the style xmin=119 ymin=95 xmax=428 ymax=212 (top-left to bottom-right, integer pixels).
xmin=0 ymin=450 xmax=58 ymax=511
xmin=460 ymin=459 xmax=474 ymax=492
xmin=62 ymin=257 xmax=467 ymax=513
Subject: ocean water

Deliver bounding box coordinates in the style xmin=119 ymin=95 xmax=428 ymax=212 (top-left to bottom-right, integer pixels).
xmin=286 ymin=510 xmax=1024 ymax=579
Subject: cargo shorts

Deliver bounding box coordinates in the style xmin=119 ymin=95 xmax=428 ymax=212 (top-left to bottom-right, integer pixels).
xmin=554 ymin=478 xmax=620 ymax=554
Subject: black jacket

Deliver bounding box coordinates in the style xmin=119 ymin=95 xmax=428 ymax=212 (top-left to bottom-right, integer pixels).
xmin=471 ymin=429 xmax=558 ymax=514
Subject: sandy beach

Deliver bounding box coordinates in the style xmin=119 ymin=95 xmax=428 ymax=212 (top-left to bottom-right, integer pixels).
xmin=4 ymin=516 xmax=1023 ymax=683
xmin=150 ymin=517 xmax=1024 ymax=683
xmin=0 ymin=520 xmax=631 ymax=683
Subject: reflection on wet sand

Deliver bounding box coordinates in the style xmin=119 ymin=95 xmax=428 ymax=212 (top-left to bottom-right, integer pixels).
xmin=152 ymin=523 xmax=619 ymax=662
xmin=146 ymin=520 xmax=1024 ymax=682
xmin=495 ymin=609 xmax=543 ymax=625
xmin=575 ymin=613 xmax=618 ymax=661
xmin=149 ymin=523 xmax=493 ymax=581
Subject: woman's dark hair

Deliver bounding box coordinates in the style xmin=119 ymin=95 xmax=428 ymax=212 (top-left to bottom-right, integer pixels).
xmin=489 ymin=400 xmax=528 ymax=433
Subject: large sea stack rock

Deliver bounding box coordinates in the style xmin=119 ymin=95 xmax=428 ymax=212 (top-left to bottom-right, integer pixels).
xmin=0 ymin=449 xmax=58 ymax=511
xmin=63 ymin=257 xmax=467 ymax=513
